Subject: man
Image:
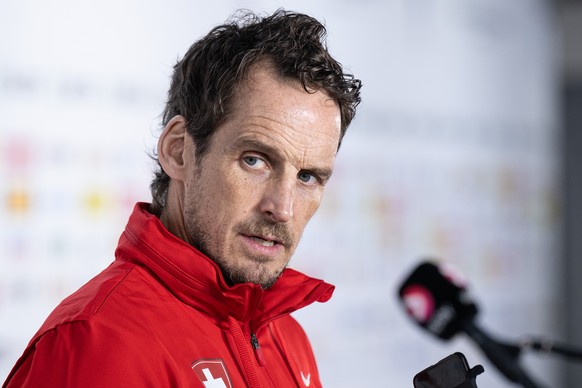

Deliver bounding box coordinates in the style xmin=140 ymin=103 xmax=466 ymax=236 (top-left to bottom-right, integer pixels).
xmin=4 ymin=9 xmax=361 ymax=387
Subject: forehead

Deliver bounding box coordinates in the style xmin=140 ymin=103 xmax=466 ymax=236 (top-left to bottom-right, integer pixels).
xmin=214 ymin=63 xmax=342 ymax=161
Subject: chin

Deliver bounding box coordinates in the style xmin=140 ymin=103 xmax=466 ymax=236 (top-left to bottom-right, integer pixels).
xmin=226 ymin=264 xmax=284 ymax=289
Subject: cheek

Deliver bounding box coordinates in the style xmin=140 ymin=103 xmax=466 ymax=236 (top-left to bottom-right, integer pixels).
xmin=296 ymin=190 xmax=325 ymax=221
xmin=214 ymin=173 xmax=258 ymax=218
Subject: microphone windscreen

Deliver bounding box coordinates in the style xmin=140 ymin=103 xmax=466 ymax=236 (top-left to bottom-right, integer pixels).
xmin=398 ymin=260 xmax=478 ymax=340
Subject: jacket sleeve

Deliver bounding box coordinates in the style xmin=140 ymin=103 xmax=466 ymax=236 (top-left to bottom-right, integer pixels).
xmin=4 ymin=319 xmax=175 ymax=387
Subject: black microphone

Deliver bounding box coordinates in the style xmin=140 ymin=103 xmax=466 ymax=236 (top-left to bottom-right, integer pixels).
xmin=397 ymin=260 xmax=544 ymax=388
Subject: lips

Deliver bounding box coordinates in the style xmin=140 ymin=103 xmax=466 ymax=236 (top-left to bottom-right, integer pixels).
xmin=249 ymin=236 xmax=277 ymax=247
xmin=241 ymin=234 xmax=285 ymax=259
xmin=236 ymin=219 xmax=294 ymax=252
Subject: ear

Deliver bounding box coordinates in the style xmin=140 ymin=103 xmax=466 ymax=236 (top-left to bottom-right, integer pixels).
xmin=157 ymin=115 xmax=191 ymax=181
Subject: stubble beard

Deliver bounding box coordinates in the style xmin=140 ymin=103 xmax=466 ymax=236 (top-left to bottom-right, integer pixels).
xmin=184 ymin=211 xmax=295 ymax=289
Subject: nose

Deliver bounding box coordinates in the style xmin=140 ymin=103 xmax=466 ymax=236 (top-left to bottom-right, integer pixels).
xmin=259 ymin=177 xmax=295 ymax=223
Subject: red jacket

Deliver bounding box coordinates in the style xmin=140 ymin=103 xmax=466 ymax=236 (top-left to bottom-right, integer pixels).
xmin=4 ymin=203 xmax=334 ymax=387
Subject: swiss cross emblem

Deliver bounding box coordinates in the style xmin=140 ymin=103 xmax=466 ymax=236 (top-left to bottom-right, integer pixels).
xmin=191 ymin=358 xmax=233 ymax=388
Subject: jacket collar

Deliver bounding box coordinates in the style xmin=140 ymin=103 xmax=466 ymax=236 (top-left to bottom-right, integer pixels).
xmin=115 ymin=203 xmax=334 ymax=331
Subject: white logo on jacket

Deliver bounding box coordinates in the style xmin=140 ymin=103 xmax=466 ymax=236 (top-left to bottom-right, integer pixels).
xmin=192 ymin=359 xmax=232 ymax=388
xmin=300 ymin=371 xmax=311 ymax=387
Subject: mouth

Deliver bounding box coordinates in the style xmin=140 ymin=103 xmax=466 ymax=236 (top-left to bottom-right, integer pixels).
xmin=248 ymin=235 xmax=281 ymax=247
xmin=236 ymin=221 xmax=294 ymax=256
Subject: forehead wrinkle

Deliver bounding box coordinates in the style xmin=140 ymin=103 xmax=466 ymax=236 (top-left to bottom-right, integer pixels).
xmin=238 ymin=112 xmax=314 ymax=154
xmin=246 ymin=110 xmax=335 ymax=151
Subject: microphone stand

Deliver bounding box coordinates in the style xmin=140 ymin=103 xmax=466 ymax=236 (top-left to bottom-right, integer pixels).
xmin=520 ymin=337 xmax=582 ymax=361
xmin=464 ymin=322 xmax=582 ymax=388
xmin=463 ymin=321 xmax=544 ymax=388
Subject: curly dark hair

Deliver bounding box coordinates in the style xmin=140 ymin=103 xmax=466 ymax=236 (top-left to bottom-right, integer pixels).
xmin=150 ymin=9 xmax=362 ymax=214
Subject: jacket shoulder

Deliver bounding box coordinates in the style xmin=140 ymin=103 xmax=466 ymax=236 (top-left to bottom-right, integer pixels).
xmin=40 ymin=260 xmax=139 ymax=329
xmin=4 ymin=317 xmax=171 ymax=387
xmin=3 ymin=261 xmax=169 ymax=387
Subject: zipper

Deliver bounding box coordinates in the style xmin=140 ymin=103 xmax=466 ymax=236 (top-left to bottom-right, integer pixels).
xmin=251 ymin=333 xmax=266 ymax=367
xmin=228 ymin=317 xmax=262 ymax=387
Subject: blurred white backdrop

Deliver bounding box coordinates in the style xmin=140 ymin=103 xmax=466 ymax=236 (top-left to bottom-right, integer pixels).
xmin=0 ymin=0 xmax=562 ymax=386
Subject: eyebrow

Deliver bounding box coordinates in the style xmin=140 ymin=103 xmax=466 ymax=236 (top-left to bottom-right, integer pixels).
xmin=230 ymin=136 xmax=334 ymax=183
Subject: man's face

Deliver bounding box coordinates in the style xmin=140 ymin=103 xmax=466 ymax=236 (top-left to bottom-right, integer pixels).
xmin=178 ymin=64 xmax=341 ymax=288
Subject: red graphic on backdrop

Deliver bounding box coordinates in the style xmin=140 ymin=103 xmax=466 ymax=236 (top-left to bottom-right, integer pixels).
xmin=401 ymin=284 xmax=435 ymax=323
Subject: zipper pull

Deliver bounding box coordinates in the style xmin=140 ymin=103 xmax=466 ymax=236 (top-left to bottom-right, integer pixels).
xmin=251 ymin=333 xmax=266 ymax=367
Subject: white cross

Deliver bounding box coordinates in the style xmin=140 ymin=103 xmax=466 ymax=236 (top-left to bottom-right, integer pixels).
xmin=201 ymin=368 xmax=228 ymax=388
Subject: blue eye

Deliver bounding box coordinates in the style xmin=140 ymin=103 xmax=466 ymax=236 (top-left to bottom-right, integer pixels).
xmin=243 ymin=156 xmax=259 ymax=166
xmin=298 ymin=171 xmax=315 ymax=183
xmin=242 ymin=155 xmax=268 ymax=170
